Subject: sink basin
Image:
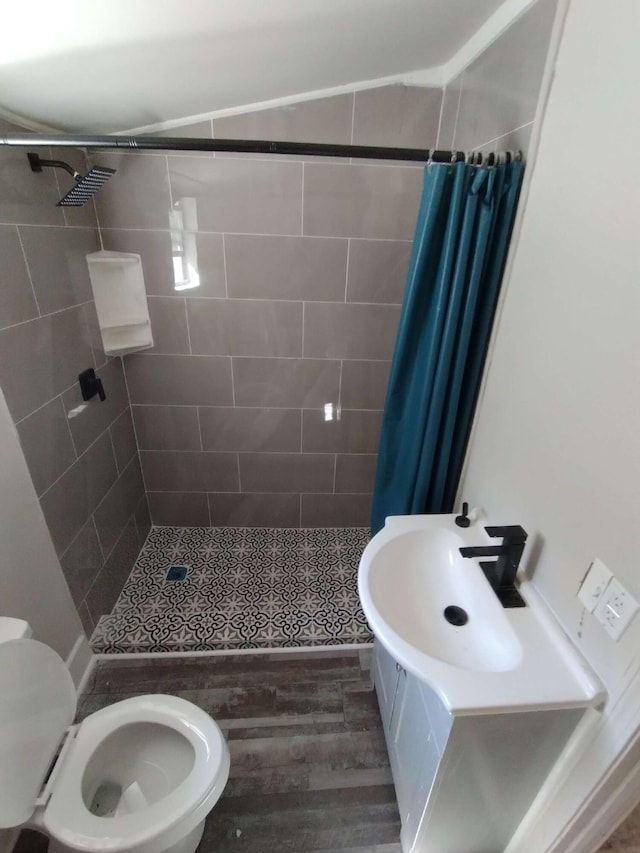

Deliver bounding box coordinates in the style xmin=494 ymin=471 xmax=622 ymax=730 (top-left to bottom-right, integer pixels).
xmin=360 ymin=521 xmax=523 ymax=674
xmin=358 ymin=514 xmax=605 ymax=714
xmin=363 ymin=526 xmax=522 ymax=672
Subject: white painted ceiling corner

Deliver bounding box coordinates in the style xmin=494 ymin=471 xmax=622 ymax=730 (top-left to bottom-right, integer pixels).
xmin=0 ymin=0 xmax=540 ymax=135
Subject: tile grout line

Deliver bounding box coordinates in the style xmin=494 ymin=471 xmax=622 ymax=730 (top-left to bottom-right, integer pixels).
xmin=131 ymin=509 xmax=140 ymax=544
xmin=132 ymin=405 xmax=383 ymax=415
xmin=0 ymin=298 xmax=95 ymax=334
xmin=221 ymin=233 xmax=229 ymax=298
xmin=14 ymin=378 xmax=87 ymax=426
xmin=107 ymin=424 xmax=120 ymax=474
xmin=139 ymin=448 xmax=375 ymax=458
xmin=123 ymin=295 xmax=402 ymax=308
xmin=91 ymin=515 xmax=106 ymax=563
xmin=81 ymin=301 xmax=102 ymax=372
xmin=120 ymin=352 xmax=395 ymax=364
xmin=121 ymin=356 xmax=149 ymax=497
xmin=301 ymin=162 xmax=305 ymax=236
xmin=36 ymin=408 xmax=126 ymax=501
xmin=59 ymin=394 xmax=80 ymax=461
xmin=81 ymin=502 xmax=142 ymax=624
xmin=165 ymin=154 xmax=174 ymax=209
xmin=184 ymin=297 xmax=193 ymax=354
xmin=58 ymin=510 xmax=103 ymax=565
xmin=344 ymin=238 xmax=351 ymax=303
xmin=83 ymin=227 xmax=412 ymax=243
xmin=0 ymin=221 xmax=116 ymax=231
xmin=142 ymin=488 xmax=372 ymax=495
xmin=15 ymin=225 xmax=42 ymax=318
xmin=229 ymin=356 xmax=237 ymax=406
xmin=471 ymin=120 xmax=536 ymax=152
xmin=92 ymin=450 xmax=140 ymax=521
xmin=196 ymin=406 xmax=204 ymax=451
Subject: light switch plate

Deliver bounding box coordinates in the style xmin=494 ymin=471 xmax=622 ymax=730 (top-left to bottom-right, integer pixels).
xmin=593 ymin=577 xmax=639 ymax=640
xmin=578 ymin=558 xmax=613 ymax=613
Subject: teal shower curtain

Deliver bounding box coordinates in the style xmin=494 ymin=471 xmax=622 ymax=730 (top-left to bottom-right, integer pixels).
xmin=371 ymin=159 xmax=524 ymax=534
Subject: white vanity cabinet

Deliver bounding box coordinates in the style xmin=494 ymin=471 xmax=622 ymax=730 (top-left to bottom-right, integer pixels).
xmin=373 ymin=640 xmax=585 ymax=853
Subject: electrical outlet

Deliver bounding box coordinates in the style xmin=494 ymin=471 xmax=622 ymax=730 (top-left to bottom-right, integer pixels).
xmin=593 ymin=577 xmax=639 ymax=640
xmin=578 ymin=558 xmax=613 ymax=612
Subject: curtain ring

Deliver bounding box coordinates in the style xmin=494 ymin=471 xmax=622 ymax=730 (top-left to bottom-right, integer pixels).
xmin=451 ymin=150 xmax=458 ymax=164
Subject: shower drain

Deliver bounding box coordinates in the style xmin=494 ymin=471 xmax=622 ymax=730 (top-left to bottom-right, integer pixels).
xmin=166 ymin=565 xmax=189 ymax=582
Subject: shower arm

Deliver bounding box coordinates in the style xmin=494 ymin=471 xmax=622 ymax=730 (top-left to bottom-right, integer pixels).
xmin=27 ymin=152 xmax=81 ymax=181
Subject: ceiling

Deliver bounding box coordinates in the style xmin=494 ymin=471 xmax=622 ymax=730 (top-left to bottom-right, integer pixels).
xmin=0 ymin=0 xmax=509 ymax=134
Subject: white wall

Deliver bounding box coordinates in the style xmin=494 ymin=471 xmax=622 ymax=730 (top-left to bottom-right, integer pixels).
xmin=460 ymin=0 xmax=640 ymax=845
xmin=462 ymin=0 xmax=639 ymax=709
xmin=0 ymin=386 xmax=84 ymax=658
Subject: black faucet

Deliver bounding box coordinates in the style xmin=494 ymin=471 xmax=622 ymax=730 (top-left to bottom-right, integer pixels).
xmin=459 ymin=525 xmax=528 ymax=607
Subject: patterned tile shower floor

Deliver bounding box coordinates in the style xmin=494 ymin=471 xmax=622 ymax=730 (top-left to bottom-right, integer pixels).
xmin=91 ymin=526 xmax=373 ymax=653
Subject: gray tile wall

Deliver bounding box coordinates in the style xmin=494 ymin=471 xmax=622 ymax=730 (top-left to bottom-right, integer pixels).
xmin=0 ymin=7 xmax=558 ymax=640
xmin=438 ymin=0 xmax=558 ymax=155
xmin=95 ymin=7 xmax=556 ymax=532
xmin=0 ymin=121 xmax=150 ymax=637
xmin=95 ymin=85 xmax=441 ymax=528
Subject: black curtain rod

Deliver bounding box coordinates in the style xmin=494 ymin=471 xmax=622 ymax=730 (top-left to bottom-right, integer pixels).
xmin=0 ymin=133 xmax=518 ymax=164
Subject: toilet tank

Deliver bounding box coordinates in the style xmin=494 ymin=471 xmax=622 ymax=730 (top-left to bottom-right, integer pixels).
xmin=0 ymin=618 xmax=32 ymax=643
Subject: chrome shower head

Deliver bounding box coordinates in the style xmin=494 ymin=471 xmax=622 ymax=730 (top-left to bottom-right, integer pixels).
xmin=27 ymin=152 xmax=116 ymax=207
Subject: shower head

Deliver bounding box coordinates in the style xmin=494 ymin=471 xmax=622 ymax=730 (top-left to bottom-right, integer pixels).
xmin=27 ymin=152 xmax=116 ymax=207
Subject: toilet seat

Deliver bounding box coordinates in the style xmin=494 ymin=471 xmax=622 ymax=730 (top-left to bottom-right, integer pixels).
xmin=44 ymin=694 xmax=230 ymax=853
xmin=43 ymin=695 xmax=229 ymax=851
xmin=0 ymin=639 xmax=230 ymax=853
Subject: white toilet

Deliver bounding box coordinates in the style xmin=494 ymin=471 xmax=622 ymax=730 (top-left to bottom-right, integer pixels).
xmin=0 ymin=618 xmax=230 ymax=853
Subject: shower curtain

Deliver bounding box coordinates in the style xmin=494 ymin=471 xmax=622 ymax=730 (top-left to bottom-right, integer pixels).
xmin=371 ymin=158 xmax=524 ymax=534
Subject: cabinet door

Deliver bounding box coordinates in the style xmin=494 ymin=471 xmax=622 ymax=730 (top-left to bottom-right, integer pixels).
xmin=373 ymin=640 xmax=401 ymax=734
xmin=389 ymin=669 xmax=439 ymax=830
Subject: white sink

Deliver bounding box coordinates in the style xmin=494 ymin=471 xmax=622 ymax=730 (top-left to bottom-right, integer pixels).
xmin=364 ymin=526 xmax=522 ymax=672
xmin=359 ymin=514 xmax=605 ymax=713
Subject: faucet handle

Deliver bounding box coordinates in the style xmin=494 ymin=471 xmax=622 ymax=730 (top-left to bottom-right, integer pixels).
xmin=455 ymin=502 xmax=471 ymax=528
xmin=485 ymin=525 xmax=527 ymax=543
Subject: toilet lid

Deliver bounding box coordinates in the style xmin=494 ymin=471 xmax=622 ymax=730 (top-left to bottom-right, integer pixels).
xmin=0 ymin=639 xmax=76 ymax=828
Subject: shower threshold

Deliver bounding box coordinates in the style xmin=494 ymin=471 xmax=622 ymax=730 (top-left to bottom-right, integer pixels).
xmin=91 ymin=526 xmax=373 ymax=654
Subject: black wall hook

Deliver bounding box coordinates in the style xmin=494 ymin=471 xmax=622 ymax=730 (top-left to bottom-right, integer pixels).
xmin=78 ymin=368 xmax=106 ymax=402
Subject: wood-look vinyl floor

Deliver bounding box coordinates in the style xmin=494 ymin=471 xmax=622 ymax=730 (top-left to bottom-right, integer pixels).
xmin=12 ymin=648 xmax=640 ymax=851
xmin=15 ymin=649 xmax=401 ymax=853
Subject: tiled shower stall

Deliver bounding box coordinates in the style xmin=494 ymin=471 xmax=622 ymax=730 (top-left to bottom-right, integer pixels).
xmin=0 ymin=0 xmax=557 ymax=647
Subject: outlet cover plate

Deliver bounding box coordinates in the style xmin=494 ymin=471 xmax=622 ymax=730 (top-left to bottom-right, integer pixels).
xmin=578 ymin=558 xmax=613 ymax=613
xmin=593 ymin=576 xmax=639 ymax=640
